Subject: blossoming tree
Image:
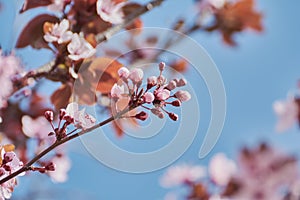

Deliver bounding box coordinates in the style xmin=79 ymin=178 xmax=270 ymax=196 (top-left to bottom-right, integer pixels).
xmin=0 ymin=0 xmax=289 ymax=199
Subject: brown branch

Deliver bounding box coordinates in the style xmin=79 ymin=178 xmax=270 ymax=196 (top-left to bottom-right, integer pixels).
xmin=0 ymin=106 xmax=133 ymax=184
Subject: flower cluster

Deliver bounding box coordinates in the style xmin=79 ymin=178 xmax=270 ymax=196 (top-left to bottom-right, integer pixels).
xmin=44 ymin=103 xmax=96 ymax=141
xmin=110 ymin=62 xmax=191 ymax=121
xmin=0 ymin=145 xmax=23 ymax=200
xmin=273 ymin=94 xmax=300 ymax=132
xmin=0 ymin=51 xmax=22 ymax=109
xmin=43 ymin=20 xmax=96 ymax=61
xmin=160 ymin=143 xmax=299 ymax=200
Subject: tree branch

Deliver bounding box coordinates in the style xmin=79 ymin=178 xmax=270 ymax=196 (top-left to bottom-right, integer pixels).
xmin=16 ymin=0 xmax=166 ymax=91
xmin=0 ymin=106 xmax=133 ymax=184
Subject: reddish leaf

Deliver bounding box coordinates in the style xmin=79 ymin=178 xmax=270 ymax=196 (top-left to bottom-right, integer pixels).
xmin=50 ymin=84 xmax=72 ymax=110
xmin=212 ymin=0 xmax=263 ymax=46
xmin=20 ymin=0 xmax=52 ymax=13
xmin=16 ymin=14 xmax=59 ymax=49
xmin=125 ymin=18 xmax=143 ymax=35
xmin=170 ymin=59 xmax=188 ymax=73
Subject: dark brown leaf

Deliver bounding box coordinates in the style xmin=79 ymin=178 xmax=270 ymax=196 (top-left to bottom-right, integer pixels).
xmin=16 ymin=14 xmax=59 ymax=49
xmin=20 ymin=0 xmax=52 ymax=13
xmin=50 ymin=84 xmax=72 ymax=110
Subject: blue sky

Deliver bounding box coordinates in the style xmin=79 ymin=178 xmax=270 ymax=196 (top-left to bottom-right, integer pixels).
xmin=1 ymin=0 xmax=300 ymax=199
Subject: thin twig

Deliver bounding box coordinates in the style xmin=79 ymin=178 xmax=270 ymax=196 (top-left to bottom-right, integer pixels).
xmin=0 ymin=106 xmax=133 ymax=184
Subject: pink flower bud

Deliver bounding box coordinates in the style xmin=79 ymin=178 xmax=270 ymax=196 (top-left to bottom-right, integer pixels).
xmin=147 ymin=76 xmax=157 ymax=89
xmin=110 ymin=83 xmax=125 ymax=99
xmin=166 ymin=80 xmax=177 ymax=90
xmin=151 ymin=108 xmax=164 ymax=119
xmin=159 ymin=62 xmax=165 ymax=71
xmin=168 ymin=113 xmax=178 ymax=121
xmin=156 ymin=89 xmax=170 ymax=101
xmin=63 ymin=115 xmax=74 ymax=125
xmin=59 ymin=109 xmax=67 ymax=120
xmin=3 ymin=152 xmax=15 ymax=163
xmin=177 ymin=78 xmax=187 ymax=87
xmin=175 ymin=90 xmax=191 ymax=102
xmin=135 ymin=111 xmax=148 ymax=121
xmin=45 ymin=110 xmax=54 ymax=122
xmin=129 ymin=68 xmax=144 ymax=83
xmin=143 ymin=92 xmax=155 ymax=103
xmin=118 ymin=67 xmax=130 ymax=79
xmin=157 ymin=75 xmax=167 ymax=85
xmin=45 ymin=162 xmax=56 ymax=171
xmin=171 ymin=100 xmax=181 ymax=107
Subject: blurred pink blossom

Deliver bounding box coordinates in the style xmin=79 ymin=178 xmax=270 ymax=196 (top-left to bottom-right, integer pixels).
xmin=0 ymin=52 xmax=22 ymax=109
xmin=273 ymin=97 xmax=298 ymax=132
xmin=160 ymin=164 xmax=206 ymax=187
xmin=209 ymin=153 xmax=237 ymax=186
xmin=48 ymin=154 xmax=71 ymax=183
xmin=96 ymin=0 xmax=126 ymax=24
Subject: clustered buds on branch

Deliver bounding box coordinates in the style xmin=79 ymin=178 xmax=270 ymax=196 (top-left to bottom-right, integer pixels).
xmin=110 ymin=62 xmax=191 ymax=121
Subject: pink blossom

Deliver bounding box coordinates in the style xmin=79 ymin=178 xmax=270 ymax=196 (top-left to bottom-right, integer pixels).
xmin=118 ymin=67 xmax=130 ymax=79
xmin=96 ymin=0 xmax=126 ymax=24
xmin=0 ymin=52 xmax=22 ymax=109
xmin=48 ymin=154 xmax=71 ymax=183
xmin=21 ymin=116 xmax=54 ymax=140
xmin=0 ymin=146 xmax=24 ymax=199
xmin=129 ymin=68 xmax=144 ymax=83
xmin=175 ymin=90 xmax=191 ymax=102
xmin=231 ymin=144 xmax=298 ymax=199
xmin=43 ymin=19 xmax=73 ymax=44
xmin=160 ymin=164 xmax=206 ymax=187
xmin=111 ymin=83 xmax=125 ymax=99
xmin=143 ymin=92 xmax=155 ymax=103
xmin=273 ymin=98 xmax=298 ymax=132
xmin=65 ymin=102 xmax=96 ymax=129
xmin=156 ymin=89 xmax=170 ymax=101
xmin=67 ymin=33 xmax=96 ymax=61
xmin=209 ymin=153 xmax=237 ymax=186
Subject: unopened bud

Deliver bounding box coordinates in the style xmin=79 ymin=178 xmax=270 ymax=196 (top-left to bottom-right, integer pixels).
xmin=177 ymin=78 xmax=187 ymax=87
xmin=159 ymin=62 xmax=165 ymax=71
xmin=135 ymin=111 xmax=148 ymax=121
xmin=59 ymin=109 xmax=67 ymax=120
xmin=63 ymin=115 xmax=74 ymax=125
xmin=171 ymin=100 xmax=181 ymax=107
xmin=168 ymin=113 xmax=178 ymax=121
xmin=45 ymin=110 xmax=54 ymax=122
xmin=151 ymin=108 xmax=164 ymax=119
xmin=147 ymin=76 xmax=157 ymax=89
xmin=166 ymin=80 xmax=177 ymax=90
xmin=45 ymin=162 xmax=56 ymax=171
